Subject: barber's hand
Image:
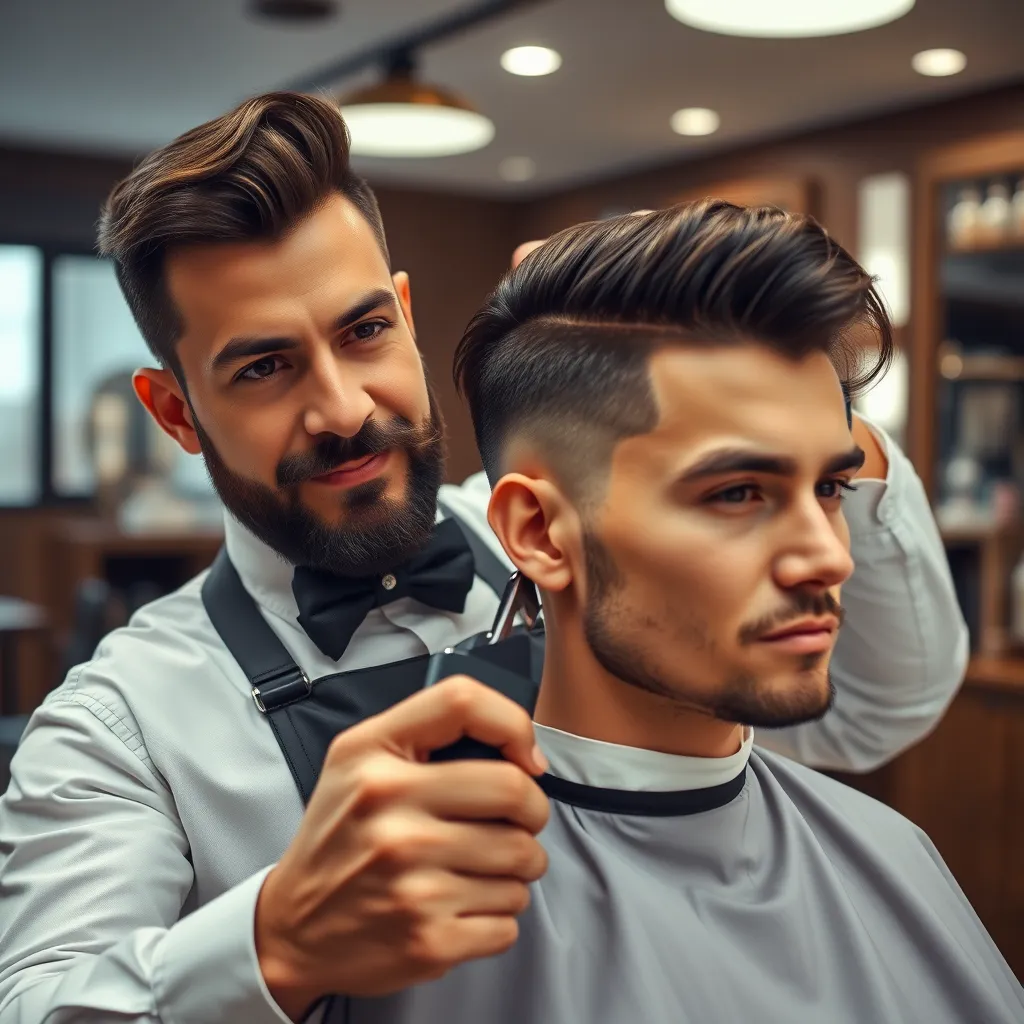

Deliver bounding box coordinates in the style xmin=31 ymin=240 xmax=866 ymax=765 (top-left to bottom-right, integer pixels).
xmin=254 ymin=677 xmax=550 ymax=1020
xmin=511 ymin=212 xmax=654 ymax=270
xmin=512 ymin=239 xmax=546 ymax=269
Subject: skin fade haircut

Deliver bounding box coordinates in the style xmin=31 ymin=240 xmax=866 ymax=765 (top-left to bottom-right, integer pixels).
xmin=454 ymin=199 xmax=892 ymax=503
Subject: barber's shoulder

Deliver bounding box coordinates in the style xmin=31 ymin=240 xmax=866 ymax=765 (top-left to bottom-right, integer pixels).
xmin=52 ymin=574 xmax=244 ymax=726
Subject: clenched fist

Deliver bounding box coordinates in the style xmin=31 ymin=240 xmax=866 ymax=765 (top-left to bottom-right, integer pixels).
xmin=254 ymin=676 xmax=550 ymax=1020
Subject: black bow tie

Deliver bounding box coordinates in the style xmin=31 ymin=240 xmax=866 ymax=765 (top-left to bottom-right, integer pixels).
xmin=292 ymin=517 xmax=477 ymax=661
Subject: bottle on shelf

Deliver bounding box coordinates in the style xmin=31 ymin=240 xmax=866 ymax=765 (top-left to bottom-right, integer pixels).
xmin=1011 ymin=552 xmax=1024 ymax=648
xmin=1011 ymin=178 xmax=1024 ymax=239
xmin=977 ymin=182 xmax=1011 ymax=246
xmin=947 ymin=185 xmax=981 ymax=249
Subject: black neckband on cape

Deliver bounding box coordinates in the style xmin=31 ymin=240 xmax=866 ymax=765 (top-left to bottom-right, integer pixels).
xmin=539 ymin=765 xmax=748 ymax=817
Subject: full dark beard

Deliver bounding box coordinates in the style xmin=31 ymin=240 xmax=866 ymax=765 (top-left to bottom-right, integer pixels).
xmin=195 ymin=390 xmax=446 ymax=577
xmin=580 ymin=530 xmax=836 ymax=729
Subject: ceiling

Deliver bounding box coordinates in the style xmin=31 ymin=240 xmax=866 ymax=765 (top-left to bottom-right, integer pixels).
xmin=1 ymin=0 xmax=1023 ymax=197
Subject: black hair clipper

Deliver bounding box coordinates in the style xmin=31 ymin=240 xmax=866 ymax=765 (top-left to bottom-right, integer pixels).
xmin=425 ymin=571 xmax=542 ymax=762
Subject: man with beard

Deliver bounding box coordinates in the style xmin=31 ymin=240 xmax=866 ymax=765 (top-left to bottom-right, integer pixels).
xmin=0 ymin=93 xmax=968 ymax=1023
xmin=340 ymin=200 xmax=1022 ymax=1024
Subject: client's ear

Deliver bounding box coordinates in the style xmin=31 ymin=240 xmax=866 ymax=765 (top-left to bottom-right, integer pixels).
xmin=487 ymin=474 xmax=577 ymax=593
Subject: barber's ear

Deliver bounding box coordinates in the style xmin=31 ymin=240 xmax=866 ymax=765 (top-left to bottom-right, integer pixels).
xmin=487 ymin=474 xmax=577 ymax=593
xmin=133 ymin=368 xmax=202 ymax=455
xmin=392 ymin=271 xmax=416 ymax=338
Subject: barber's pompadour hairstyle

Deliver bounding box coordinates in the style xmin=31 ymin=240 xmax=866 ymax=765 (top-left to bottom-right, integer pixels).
xmin=98 ymin=91 xmax=386 ymax=373
xmin=454 ymin=200 xmax=894 ymax=495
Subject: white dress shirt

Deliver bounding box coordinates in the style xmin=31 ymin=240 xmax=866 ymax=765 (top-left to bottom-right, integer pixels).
xmin=0 ymin=422 xmax=968 ymax=1024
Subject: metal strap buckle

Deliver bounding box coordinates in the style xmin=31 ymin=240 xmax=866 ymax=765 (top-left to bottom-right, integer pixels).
xmin=251 ymin=668 xmax=311 ymax=714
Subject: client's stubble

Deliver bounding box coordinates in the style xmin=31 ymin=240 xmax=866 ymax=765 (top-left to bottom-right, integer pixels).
xmin=580 ymin=531 xmax=841 ymax=729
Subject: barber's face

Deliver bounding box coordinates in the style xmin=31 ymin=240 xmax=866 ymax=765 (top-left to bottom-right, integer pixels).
xmin=144 ymin=193 xmax=443 ymax=575
xmin=580 ymin=344 xmax=859 ymax=728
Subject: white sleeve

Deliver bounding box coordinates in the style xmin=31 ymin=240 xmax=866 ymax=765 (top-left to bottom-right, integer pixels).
xmin=438 ymin=471 xmax=512 ymax=568
xmin=0 ymin=684 xmax=294 ymax=1024
xmin=756 ymin=422 xmax=969 ymax=772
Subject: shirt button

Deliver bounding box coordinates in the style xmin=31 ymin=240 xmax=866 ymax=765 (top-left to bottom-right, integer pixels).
xmin=381 ymin=573 xmax=397 ymax=591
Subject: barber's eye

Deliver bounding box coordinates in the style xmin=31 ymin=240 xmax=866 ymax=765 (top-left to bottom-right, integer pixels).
xmin=715 ymin=485 xmax=758 ymax=504
xmin=352 ymin=319 xmax=388 ymax=342
xmin=239 ymin=357 xmax=280 ymax=381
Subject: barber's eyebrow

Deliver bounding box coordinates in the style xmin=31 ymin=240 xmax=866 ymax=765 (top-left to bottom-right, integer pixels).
xmin=678 ymin=445 xmax=866 ymax=483
xmin=210 ymin=288 xmax=398 ymax=373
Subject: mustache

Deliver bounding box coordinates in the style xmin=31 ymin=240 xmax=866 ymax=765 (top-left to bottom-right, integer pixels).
xmin=275 ymin=416 xmax=442 ymax=488
xmin=738 ymin=590 xmax=845 ymax=646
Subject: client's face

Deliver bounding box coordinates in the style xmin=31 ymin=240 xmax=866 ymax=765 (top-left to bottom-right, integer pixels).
xmin=580 ymin=344 xmax=860 ymax=728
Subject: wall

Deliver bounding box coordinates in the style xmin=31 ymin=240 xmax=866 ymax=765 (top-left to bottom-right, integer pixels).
xmin=522 ymin=81 xmax=1024 ymax=253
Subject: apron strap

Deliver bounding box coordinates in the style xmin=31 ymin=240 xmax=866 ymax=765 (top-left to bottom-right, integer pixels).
xmin=437 ymin=498 xmax=510 ymax=597
xmin=202 ymin=549 xmax=317 ymax=796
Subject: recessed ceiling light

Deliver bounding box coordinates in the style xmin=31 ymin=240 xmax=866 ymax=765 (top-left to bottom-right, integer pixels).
xmin=499 ymin=156 xmax=537 ymax=182
xmin=665 ymin=0 xmax=915 ymax=38
xmin=500 ymin=45 xmax=562 ymax=77
xmin=671 ymin=107 xmax=720 ymax=137
xmin=911 ymin=48 xmax=967 ymax=77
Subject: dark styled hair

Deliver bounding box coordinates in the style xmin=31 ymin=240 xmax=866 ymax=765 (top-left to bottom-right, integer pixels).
xmin=98 ymin=91 xmax=387 ymax=373
xmin=454 ymin=200 xmax=893 ymax=497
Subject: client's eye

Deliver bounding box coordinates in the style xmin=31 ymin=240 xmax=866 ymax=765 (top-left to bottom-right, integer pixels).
xmin=817 ymin=479 xmax=859 ymax=502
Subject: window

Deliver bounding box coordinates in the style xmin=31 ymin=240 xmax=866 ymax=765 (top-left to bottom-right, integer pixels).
xmin=0 ymin=246 xmax=42 ymax=505
xmin=0 ymin=247 xmax=216 ymax=506
xmin=51 ymin=255 xmax=152 ymax=496
xmin=50 ymin=254 xmax=212 ymax=499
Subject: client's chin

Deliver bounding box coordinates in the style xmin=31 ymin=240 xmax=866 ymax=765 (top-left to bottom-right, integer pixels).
xmin=714 ymin=670 xmax=836 ymax=730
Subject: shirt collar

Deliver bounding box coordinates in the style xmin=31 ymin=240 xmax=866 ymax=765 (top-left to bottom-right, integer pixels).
xmin=534 ymin=722 xmax=753 ymax=792
xmin=222 ymin=512 xmax=299 ymax=621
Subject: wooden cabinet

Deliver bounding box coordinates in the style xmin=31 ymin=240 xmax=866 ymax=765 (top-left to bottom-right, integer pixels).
xmin=41 ymin=518 xmax=222 ymax=682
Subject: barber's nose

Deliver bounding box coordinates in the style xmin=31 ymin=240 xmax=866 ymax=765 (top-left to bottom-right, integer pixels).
xmin=773 ymin=502 xmax=854 ymax=593
xmin=301 ymin=351 xmax=375 ymax=439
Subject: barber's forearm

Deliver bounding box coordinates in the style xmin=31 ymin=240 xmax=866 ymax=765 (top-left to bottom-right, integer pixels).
xmin=851 ymin=413 xmax=888 ymax=480
xmin=0 ymin=869 xmax=294 ymax=1024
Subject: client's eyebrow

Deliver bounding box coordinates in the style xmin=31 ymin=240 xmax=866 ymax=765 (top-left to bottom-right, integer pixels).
xmin=210 ymin=288 xmax=397 ymax=373
xmin=679 ymin=445 xmax=866 ymax=482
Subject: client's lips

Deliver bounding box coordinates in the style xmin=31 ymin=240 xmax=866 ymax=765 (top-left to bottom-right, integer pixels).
xmin=310 ymin=451 xmax=390 ymax=488
xmin=757 ymin=616 xmax=839 ymax=655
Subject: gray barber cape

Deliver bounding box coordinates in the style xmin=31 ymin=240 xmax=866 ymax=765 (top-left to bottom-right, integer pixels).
xmin=346 ymin=729 xmax=1023 ymax=1024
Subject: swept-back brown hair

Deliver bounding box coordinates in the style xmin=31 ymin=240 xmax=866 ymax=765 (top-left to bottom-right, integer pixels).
xmin=454 ymin=200 xmax=893 ymax=494
xmin=98 ymin=91 xmax=387 ymax=374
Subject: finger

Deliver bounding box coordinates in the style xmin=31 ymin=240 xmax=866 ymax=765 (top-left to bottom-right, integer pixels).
xmin=452 ymin=876 xmax=532 ymax=917
xmin=430 ymin=914 xmax=522 ymax=966
xmin=428 ymin=821 xmax=548 ymax=881
xmin=412 ymin=760 xmax=550 ymax=835
xmin=373 ymin=812 xmax=549 ymax=877
xmin=511 ymin=239 xmax=545 ymax=269
xmin=347 ymin=677 xmax=547 ymax=776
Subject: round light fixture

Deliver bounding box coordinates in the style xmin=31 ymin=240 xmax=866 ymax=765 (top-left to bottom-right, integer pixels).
xmin=500 ymin=45 xmax=562 ymax=77
xmin=671 ymin=107 xmax=720 ymax=136
xmin=339 ymin=56 xmax=495 ymax=158
xmin=665 ymin=0 xmax=915 ymax=38
xmin=499 ymin=156 xmax=536 ymax=182
xmin=911 ymin=48 xmax=966 ymax=77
